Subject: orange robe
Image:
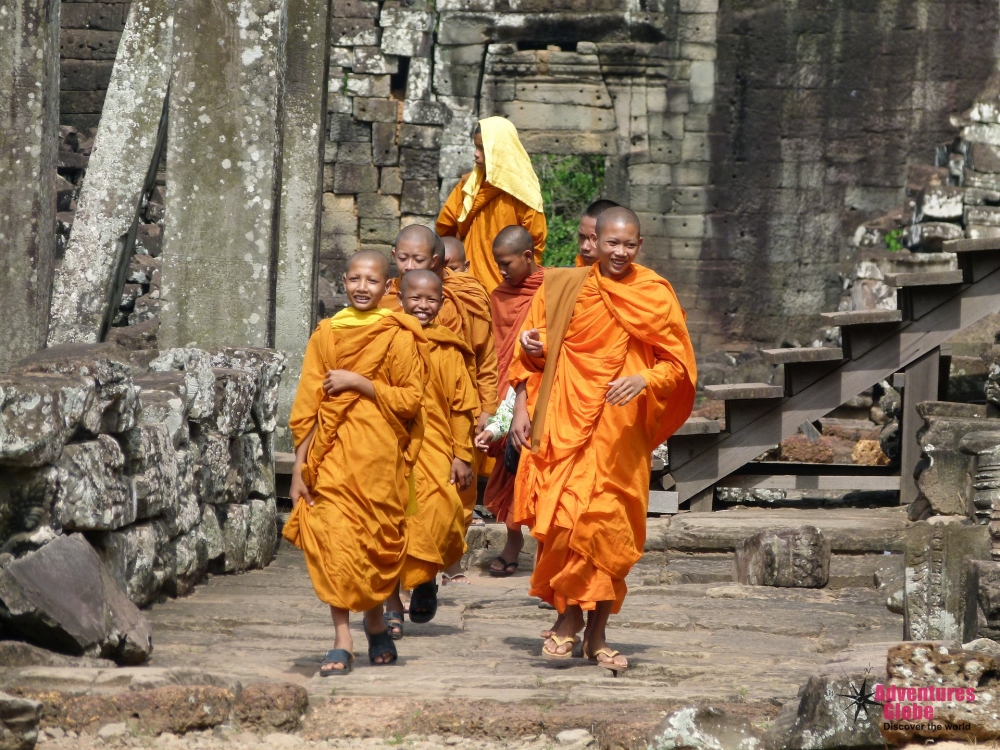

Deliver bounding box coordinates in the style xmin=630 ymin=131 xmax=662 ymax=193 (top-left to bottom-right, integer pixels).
xmin=510 ymin=265 xmax=696 ymax=614
xmin=437 ymin=176 xmax=546 ymax=295
xmin=483 ymin=269 xmax=545 ymax=523
xmin=282 ymin=313 xmax=427 ymax=612
xmin=400 ymin=325 xmax=479 ymax=589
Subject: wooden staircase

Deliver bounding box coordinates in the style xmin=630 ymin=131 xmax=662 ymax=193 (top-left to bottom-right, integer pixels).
xmin=667 ymin=239 xmax=1000 ymax=508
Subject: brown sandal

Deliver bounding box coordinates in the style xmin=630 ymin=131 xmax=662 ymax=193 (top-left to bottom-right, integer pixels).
xmin=542 ymin=635 xmax=579 ymax=660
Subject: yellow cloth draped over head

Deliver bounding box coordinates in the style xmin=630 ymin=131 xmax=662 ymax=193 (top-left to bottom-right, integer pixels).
xmin=458 ymin=116 xmax=544 ymax=223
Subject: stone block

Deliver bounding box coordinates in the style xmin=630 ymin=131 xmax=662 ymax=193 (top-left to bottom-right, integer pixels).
xmin=245 ymin=497 xmax=278 ymax=569
xmin=353 ymin=97 xmax=399 ymax=123
xmin=331 ymin=16 xmax=378 ymax=45
xmin=904 ymin=221 xmax=964 ymax=250
xmin=190 ymin=427 xmax=233 ymax=505
xmin=436 ymin=12 xmax=489 ymax=45
xmin=919 ymin=185 xmax=964 ymax=221
xmin=968 ymin=225 xmax=1000 ymax=240
xmin=434 ymin=63 xmax=482 ymax=98
xmin=516 ymin=130 xmax=615 ymax=155
xmin=372 ymin=121 xmax=399 ymax=166
xmin=352 ymin=46 xmax=397 ymax=74
xmin=380 ymin=167 xmax=404 ymax=194
xmin=165 ymin=526 xmax=207 ymax=598
xmin=208 ymin=348 xmax=286 ymax=434
xmin=400 ymin=181 xmax=440 ymax=215
xmin=134 ymin=373 xmax=189 ymax=449
xmin=334 ymin=163 xmax=379 ymax=193
xmin=337 ymin=141 xmax=375 ymax=165
xmin=0 ymin=691 xmax=40 ymax=750
xmin=972 ymin=560 xmax=1000 ymax=637
xmin=95 ymin=519 xmax=171 ymax=607
xmin=332 ymin=0 xmax=379 ymax=17
xmin=357 ymin=192 xmax=400 ymax=219
xmin=406 ymin=58 xmax=432 ymax=100
xmin=52 ymin=436 xmax=134 ymax=532
xmin=629 ymin=163 xmax=672 ymax=186
xmin=400 ymin=148 xmax=440 ymax=180
xmin=734 ymin=526 xmax=830 ymax=588
xmin=968 ymin=141 xmax=1000 ymax=173
xmin=495 ymin=101 xmax=615 ymax=132
xmin=379 ymin=7 xmax=435 ymax=30
xmin=0 ymin=535 xmax=152 ymax=664
xmin=965 ymin=205 xmax=1000 ymax=226
xmin=167 ymin=448 xmax=200 ymax=537
xmin=399 ymin=124 xmax=442 ymax=150
xmin=359 ymin=218 xmax=400 ymax=244
xmin=346 ymin=73 xmax=390 ymax=98
xmin=650 ymin=707 xmax=759 ymax=750
xmin=904 ymin=521 xmax=990 ymax=642
xmin=119 ymin=423 xmax=179 ymax=520
xmin=403 ymin=100 xmax=450 ymax=125
xmin=327 ymin=112 xmax=371 ymax=142
xmin=148 ymin=348 xmax=217 ymax=422
xmin=198 ymin=505 xmax=225 ymax=563
xmin=231 ymin=682 xmax=308 ymax=732
xmin=330 ymin=46 xmax=353 ymax=68
xmin=322 ymin=194 xmax=358 ymax=235
xmin=213 ymin=504 xmax=251 ymax=573
xmin=965 ymin=168 xmax=1000 ymax=191
xmin=0 ymin=376 xmax=94 ymax=468
xmin=381 ymin=27 xmax=431 ymax=57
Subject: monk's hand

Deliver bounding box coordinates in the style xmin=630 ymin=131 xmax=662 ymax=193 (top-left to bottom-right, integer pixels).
xmin=606 ymin=374 xmax=647 ymax=406
xmin=324 ymin=369 xmax=360 ymax=395
xmin=510 ymin=403 xmax=531 ymax=451
xmin=476 ymin=411 xmax=492 ymax=433
xmin=474 ymin=428 xmax=494 ymax=451
xmin=450 ymin=458 xmax=474 ymax=490
xmin=520 ymin=328 xmax=544 ymax=358
xmin=289 ymin=469 xmax=314 ymax=508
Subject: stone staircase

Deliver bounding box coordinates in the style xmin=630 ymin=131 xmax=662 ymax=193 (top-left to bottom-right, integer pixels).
xmin=667 ymin=238 xmax=1000 ymax=508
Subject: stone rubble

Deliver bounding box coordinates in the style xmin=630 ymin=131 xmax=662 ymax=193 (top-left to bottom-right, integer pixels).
xmin=733 ymin=526 xmax=831 ymax=588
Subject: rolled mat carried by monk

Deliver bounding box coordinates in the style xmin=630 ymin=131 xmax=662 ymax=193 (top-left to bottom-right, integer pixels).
xmin=510 ymin=264 xmax=696 ymax=614
xmin=282 ymin=310 xmax=428 ymax=612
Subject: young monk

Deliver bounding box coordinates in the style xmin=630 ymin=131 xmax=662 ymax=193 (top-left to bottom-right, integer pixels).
xmin=437 ymin=117 xmax=547 ymax=294
xmin=387 ymin=225 xmax=499 ymax=584
xmin=508 ymin=207 xmax=696 ymax=674
xmin=575 ymin=199 xmax=619 ymax=267
xmin=383 ymin=270 xmax=478 ymax=635
xmin=283 ymin=250 xmax=426 ymax=675
xmin=443 ymin=236 xmax=470 ymax=273
xmin=477 ymin=226 xmax=544 ymax=577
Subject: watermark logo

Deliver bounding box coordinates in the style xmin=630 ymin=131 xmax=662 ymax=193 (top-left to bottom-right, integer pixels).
xmin=837 ymin=667 xmax=881 ymax=725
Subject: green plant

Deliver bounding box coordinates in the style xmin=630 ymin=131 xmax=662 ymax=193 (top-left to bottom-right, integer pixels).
xmin=885 ymin=228 xmax=903 ymax=253
xmin=530 ymin=154 xmax=606 ymax=267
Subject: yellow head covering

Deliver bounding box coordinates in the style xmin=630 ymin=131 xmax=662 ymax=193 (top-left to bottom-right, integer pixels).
xmin=458 ymin=116 xmax=544 ymax=223
xmin=329 ymin=306 xmax=392 ymax=330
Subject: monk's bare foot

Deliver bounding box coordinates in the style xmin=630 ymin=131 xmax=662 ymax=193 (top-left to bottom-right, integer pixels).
xmin=489 ymin=528 xmax=524 ymax=575
xmin=543 ymin=606 xmax=583 ymax=657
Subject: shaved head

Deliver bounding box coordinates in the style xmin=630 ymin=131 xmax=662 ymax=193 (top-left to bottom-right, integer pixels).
xmin=596 ymin=206 xmax=641 ymax=237
xmin=442 ymin=236 xmax=467 ymax=273
xmin=393 ymin=224 xmax=445 ymax=276
xmin=347 ymin=249 xmax=390 ymax=280
xmin=492 ymin=225 xmax=533 ymax=256
xmin=395 ymin=224 xmax=440 ymax=256
xmin=584 ymin=199 xmax=619 ymax=219
xmin=399 ymin=268 xmax=442 ymax=295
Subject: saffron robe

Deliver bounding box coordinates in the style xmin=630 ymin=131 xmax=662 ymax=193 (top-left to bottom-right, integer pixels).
xmin=510 ymin=264 xmax=696 ymax=613
xmin=483 ymin=269 xmax=545 ymax=523
xmin=282 ymin=312 xmax=427 ymax=612
xmin=400 ymin=325 xmax=479 ymax=589
xmin=437 ymin=177 xmax=546 ymax=295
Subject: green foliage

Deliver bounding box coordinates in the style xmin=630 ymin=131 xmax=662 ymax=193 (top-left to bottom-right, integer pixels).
xmin=885 ymin=228 xmax=904 ymax=253
xmin=530 ymin=154 xmax=606 ymax=267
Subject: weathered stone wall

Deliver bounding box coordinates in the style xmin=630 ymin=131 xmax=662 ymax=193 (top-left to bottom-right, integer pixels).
xmin=0 ymin=344 xmax=285 ymax=609
xmin=60 ymin=0 xmax=130 ymax=131
xmin=703 ymin=0 xmax=1000 ymax=347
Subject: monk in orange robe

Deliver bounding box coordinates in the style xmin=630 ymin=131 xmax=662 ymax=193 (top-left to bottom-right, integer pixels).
xmin=388 ymin=225 xmax=498 ymax=584
xmin=475 ymin=226 xmax=543 ymax=577
xmin=283 ymin=250 xmax=426 ymax=674
xmin=574 ymin=199 xmax=618 ymax=267
xmin=437 ymin=117 xmax=546 ymax=294
xmin=382 ymin=270 xmax=478 ymax=634
xmin=442 ymin=236 xmax=469 ymax=273
xmin=508 ymin=207 xmax=696 ymax=673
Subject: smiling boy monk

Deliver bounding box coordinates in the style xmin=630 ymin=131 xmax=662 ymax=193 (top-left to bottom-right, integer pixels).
xmin=508 ymin=207 xmax=696 ymax=674
xmin=479 ymin=226 xmax=543 ymax=577
xmin=384 ymin=270 xmax=478 ymax=630
xmin=575 ymin=199 xmax=619 ymax=267
xmin=283 ymin=250 xmax=427 ymax=675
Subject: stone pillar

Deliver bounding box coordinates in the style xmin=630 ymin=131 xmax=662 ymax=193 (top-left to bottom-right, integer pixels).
xmin=48 ymin=0 xmax=175 ymax=346
xmin=158 ymin=0 xmax=288 ymax=350
xmin=0 ymin=0 xmax=59 ymax=372
xmin=960 ymin=430 xmax=1000 ymax=558
xmin=904 ymin=520 xmax=990 ymax=643
xmin=272 ymin=0 xmax=331 ymax=451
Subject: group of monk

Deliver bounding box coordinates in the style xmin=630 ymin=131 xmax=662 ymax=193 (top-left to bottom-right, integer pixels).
xmin=282 ymin=116 xmax=697 ymax=676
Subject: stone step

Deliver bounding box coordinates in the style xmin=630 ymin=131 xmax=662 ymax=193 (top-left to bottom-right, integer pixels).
xmin=703 ymin=383 xmax=784 ymax=400
xmin=645 ymin=506 xmax=911 ymax=554
xmin=885 ymin=270 xmax=964 ymax=287
xmin=819 ymin=309 xmax=903 ymax=326
xmin=761 ymin=347 xmax=843 ymax=365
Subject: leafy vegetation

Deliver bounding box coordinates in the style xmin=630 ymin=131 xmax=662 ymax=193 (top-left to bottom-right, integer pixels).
xmin=885 ymin=228 xmax=903 ymax=253
xmin=530 ymin=154 xmax=607 ymax=267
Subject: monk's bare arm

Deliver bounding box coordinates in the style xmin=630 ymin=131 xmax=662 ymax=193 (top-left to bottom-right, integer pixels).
xmin=290 ymin=424 xmax=317 ymax=508
xmin=509 ymin=382 xmax=531 ymax=450
xmin=323 ymin=370 xmax=375 ymax=399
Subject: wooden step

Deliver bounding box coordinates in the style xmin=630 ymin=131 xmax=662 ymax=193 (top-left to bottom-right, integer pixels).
xmin=719 ymin=474 xmax=900 ymax=491
xmin=761 ymin=347 xmax=843 ymax=365
xmin=943 ymin=237 xmax=1000 ymax=283
xmin=943 ymin=237 xmax=1000 ymax=253
xmin=703 ymin=383 xmax=783 ymax=400
xmin=819 ymin=309 xmax=902 ymax=326
xmin=885 ymin=271 xmax=964 ymax=287
xmin=674 ymin=417 xmax=722 ymax=435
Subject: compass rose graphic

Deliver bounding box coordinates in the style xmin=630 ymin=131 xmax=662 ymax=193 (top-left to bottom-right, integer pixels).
xmin=837 ymin=666 xmax=882 ymax=725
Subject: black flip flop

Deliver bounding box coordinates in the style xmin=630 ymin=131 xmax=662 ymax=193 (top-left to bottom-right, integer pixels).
xmin=365 ymin=625 xmax=398 ymax=665
xmin=408 ymin=581 xmax=438 ymax=623
xmin=384 ymin=610 xmax=404 ymax=640
xmin=489 ymin=556 xmax=519 ymax=577
xmin=319 ymin=648 xmax=353 ymax=676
